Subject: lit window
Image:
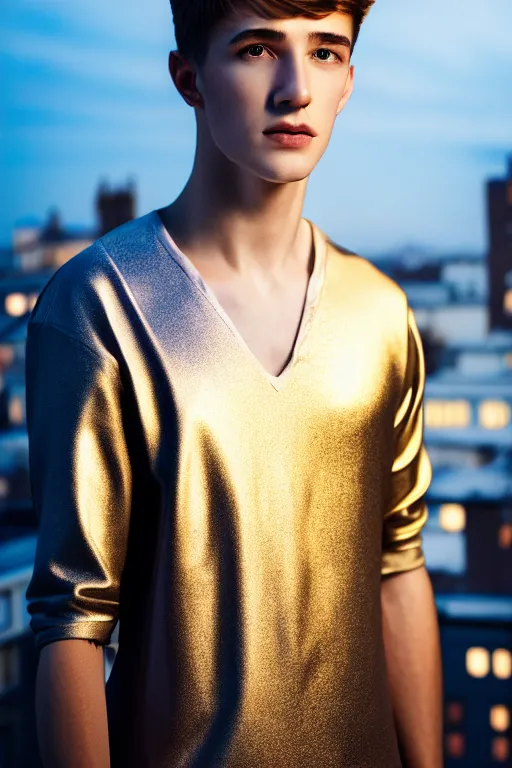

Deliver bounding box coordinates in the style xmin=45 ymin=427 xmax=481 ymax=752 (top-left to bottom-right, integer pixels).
xmin=0 ymin=477 xmax=9 ymax=499
xmin=505 ymin=290 xmax=512 ymax=315
xmin=445 ymin=732 xmax=465 ymax=758
xmin=4 ymin=293 xmax=28 ymax=317
xmin=0 ymin=346 xmax=14 ymax=368
xmin=491 ymin=736 xmax=510 ymax=762
xmin=479 ymin=400 xmax=511 ymax=430
xmin=440 ymin=504 xmax=466 ymax=533
xmin=425 ymin=400 xmax=471 ymax=429
xmin=28 ymin=293 xmax=39 ymax=310
xmin=499 ymin=524 xmax=512 ymax=549
xmin=466 ymin=647 xmax=490 ymax=678
xmin=493 ymin=650 xmax=512 ymax=680
xmin=8 ymin=395 xmax=24 ymax=425
xmin=491 ymin=706 xmax=510 ymax=732
xmin=446 ymin=702 xmax=464 ymax=724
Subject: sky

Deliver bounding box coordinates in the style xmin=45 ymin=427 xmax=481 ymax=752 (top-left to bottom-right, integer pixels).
xmin=2 ymin=0 xmax=512 ymax=255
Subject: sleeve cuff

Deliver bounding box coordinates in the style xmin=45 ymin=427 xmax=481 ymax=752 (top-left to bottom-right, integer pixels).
xmin=381 ymin=545 xmax=425 ymax=578
xmin=32 ymin=619 xmax=117 ymax=654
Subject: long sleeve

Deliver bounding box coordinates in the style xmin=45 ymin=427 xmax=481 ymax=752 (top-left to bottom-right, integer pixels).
xmin=381 ymin=306 xmax=432 ymax=577
xmin=25 ymin=319 xmax=133 ymax=653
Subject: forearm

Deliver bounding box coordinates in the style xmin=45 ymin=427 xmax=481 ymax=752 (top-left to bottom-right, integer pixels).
xmin=36 ymin=639 xmax=110 ymax=768
xmin=381 ymin=565 xmax=443 ymax=768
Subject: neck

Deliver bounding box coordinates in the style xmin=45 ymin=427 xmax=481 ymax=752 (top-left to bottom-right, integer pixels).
xmin=160 ymin=135 xmax=311 ymax=276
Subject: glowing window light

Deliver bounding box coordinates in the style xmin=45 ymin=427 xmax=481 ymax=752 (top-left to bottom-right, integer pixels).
xmin=499 ymin=524 xmax=512 ymax=549
xmin=8 ymin=396 xmax=24 ymax=425
xmin=5 ymin=293 xmax=28 ymax=317
xmin=492 ymin=650 xmax=512 ymax=680
xmin=505 ymin=290 xmax=512 ymax=315
xmin=425 ymin=400 xmax=471 ymax=429
xmin=466 ymin=647 xmax=490 ymax=678
xmin=490 ymin=706 xmax=510 ymax=732
xmin=491 ymin=736 xmax=510 ymax=762
xmin=28 ymin=293 xmax=39 ymax=310
xmin=479 ymin=400 xmax=511 ymax=430
xmin=440 ymin=504 xmax=466 ymax=533
xmin=445 ymin=733 xmax=464 ymax=758
xmin=0 ymin=477 xmax=9 ymax=499
xmin=446 ymin=702 xmax=464 ymax=724
xmin=0 ymin=346 xmax=14 ymax=368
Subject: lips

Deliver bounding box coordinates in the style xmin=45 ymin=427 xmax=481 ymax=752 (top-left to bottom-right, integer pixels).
xmin=263 ymin=122 xmax=317 ymax=137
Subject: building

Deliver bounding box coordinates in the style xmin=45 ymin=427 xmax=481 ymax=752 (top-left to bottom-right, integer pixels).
xmin=96 ymin=179 xmax=136 ymax=237
xmin=438 ymin=595 xmax=512 ymax=766
xmin=9 ymin=181 xmax=136 ymax=275
xmin=487 ymin=156 xmax=512 ymax=332
xmin=0 ymin=181 xmax=137 ymax=763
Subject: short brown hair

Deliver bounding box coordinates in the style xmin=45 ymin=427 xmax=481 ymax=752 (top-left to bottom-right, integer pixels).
xmin=170 ymin=0 xmax=375 ymax=68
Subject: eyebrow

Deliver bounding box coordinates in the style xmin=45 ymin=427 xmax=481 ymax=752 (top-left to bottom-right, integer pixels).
xmin=228 ymin=28 xmax=352 ymax=49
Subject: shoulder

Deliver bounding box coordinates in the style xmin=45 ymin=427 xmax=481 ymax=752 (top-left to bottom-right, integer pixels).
xmin=28 ymin=213 xmax=157 ymax=365
xmin=29 ymin=213 xmax=156 ymax=329
xmin=310 ymin=224 xmax=413 ymax=369
xmin=327 ymin=237 xmax=407 ymax=304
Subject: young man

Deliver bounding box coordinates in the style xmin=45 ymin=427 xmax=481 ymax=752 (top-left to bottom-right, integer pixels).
xmin=25 ymin=1 xmax=443 ymax=766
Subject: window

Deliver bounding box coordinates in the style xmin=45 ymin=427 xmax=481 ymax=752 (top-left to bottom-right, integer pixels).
xmin=445 ymin=733 xmax=465 ymax=759
xmin=491 ymin=736 xmax=510 ymax=762
xmin=0 ymin=346 xmax=14 ymax=368
xmin=466 ymin=647 xmax=490 ymax=678
xmin=490 ymin=706 xmax=510 ymax=733
xmin=439 ymin=504 xmax=466 ymax=533
xmin=425 ymin=400 xmax=471 ymax=429
xmin=499 ymin=524 xmax=512 ymax=549
xmin=0 ymin=477 xmax=9 ymax=499
xmin=8 ymin=395 xmax=24 ymax=425
xmin=446 ymin=702 xmax=464 ymax=725
xmin=493 ymin=650 xmax=512 ymax=680
xmin=4 ymin=293 xmax=29 ymax=317
xmin=479 ymin=401 xmax=511 ymax=430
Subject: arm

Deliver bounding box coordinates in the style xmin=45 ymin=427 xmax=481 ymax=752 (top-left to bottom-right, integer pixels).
xmin=381 ymin=566 xmax=443 ymax=768
xmin=24 ymin=311 xmax=132 ymax=766
xmin=381 ymin=306 xmax=443 ymax=766
xmin=36 ymin=640 xmax=110 ymax=768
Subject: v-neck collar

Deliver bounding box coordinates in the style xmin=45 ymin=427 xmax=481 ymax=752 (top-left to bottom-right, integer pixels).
xmin=151 ymin=209 xmax=327 ymax=393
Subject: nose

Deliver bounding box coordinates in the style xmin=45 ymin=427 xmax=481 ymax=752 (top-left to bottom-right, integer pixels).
xmin=272 ymin=54 xmax=312 ymax=110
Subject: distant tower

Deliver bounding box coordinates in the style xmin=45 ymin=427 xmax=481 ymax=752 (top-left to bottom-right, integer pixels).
xmin=486 ymin=156 xmax=512 ymax=331
xmin=41 ymin=208 xmax=63 ymax=241
xmin=96 ymin=179 xmax=136 ymax=236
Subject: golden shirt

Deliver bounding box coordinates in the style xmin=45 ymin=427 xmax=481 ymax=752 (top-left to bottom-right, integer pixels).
xmin=25 ymin=211 xmax=432 ymax=768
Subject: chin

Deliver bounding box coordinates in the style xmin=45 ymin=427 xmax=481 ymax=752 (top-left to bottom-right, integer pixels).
xmin=253 ymin=160 xmax=316 ymax=184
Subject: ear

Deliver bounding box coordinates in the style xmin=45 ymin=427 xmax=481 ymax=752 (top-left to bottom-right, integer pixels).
xmin=168 ymin=50 xmax=204 ymax=108
xmin=336 ymin=64 xmax=355 ymax=116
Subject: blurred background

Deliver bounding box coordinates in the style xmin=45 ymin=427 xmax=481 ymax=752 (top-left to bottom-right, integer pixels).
xmin=1 ymin=0 xmax=511 ymax=765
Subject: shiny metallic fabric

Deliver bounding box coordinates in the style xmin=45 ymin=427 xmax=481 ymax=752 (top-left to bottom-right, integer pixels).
xmin=25 ymin=211 xmax=431 ymax=767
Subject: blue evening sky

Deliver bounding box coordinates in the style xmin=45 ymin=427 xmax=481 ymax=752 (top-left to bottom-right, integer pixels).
xmin=2 ymin=0 xmax=511 ymax=255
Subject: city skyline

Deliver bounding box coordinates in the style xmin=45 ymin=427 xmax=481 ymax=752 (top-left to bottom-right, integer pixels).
xmin=2 ymin=0 xmax=512 ymax=255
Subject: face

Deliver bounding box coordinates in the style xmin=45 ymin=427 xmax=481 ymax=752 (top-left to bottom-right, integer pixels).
xmin=169 ymin=11 xmax=354 ymax=184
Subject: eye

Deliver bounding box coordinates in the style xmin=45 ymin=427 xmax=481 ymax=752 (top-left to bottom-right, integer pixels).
xmin=237 ymin=44 xmax=267 ymax=59
xmin=314 ymin=48 xmax=342 ymax=63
